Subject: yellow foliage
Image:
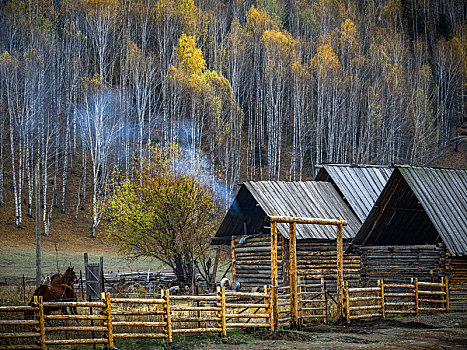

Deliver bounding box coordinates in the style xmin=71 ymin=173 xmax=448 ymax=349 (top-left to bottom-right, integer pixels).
xmin=83 ymin=72 xmax=105 ymax=88
xmin=292 ymin=59 xmax=310 ymax=80
xmin=261 ymin=29 xmax=297 ymax=72
xmin=311 ymin=44 xmax=341 ymax=77
xmin=246 ymin=5 xmax=279 ymax=34
xmin=174 ymin=34 xmax=206 ymax=75
xmin=261 ymin=30 xmax=296 ymax=53
xmin=340 ymin=18 xmax=358 ymax=47
xmin=0 ymin=51 xmax=13 ymax=66
xmin=127 ymin=41 xmax=142 ymax=61
xmin=101 ymin=143 xmax=221 ymax=283
xmin=5 ymin=0 xmax=57 ymax=39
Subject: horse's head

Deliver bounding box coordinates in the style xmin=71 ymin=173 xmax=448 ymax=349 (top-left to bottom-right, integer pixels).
xmin=65 ymin=266 xmax=78 ymax=285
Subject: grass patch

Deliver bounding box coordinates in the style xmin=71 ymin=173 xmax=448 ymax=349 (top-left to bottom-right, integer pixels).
xmin=0 ymin=245 xmax=166 ymax=283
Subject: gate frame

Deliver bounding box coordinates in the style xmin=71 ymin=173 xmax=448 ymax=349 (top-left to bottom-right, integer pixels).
xmin=269 ymin=215 xmax=347 ymax=329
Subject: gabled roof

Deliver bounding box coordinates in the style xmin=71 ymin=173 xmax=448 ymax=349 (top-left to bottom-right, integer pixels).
xmin=352 ymin=167 xmax=467 ymax=256
xmin=212 ymin=181 xmax=361 ymax=244
xmin=315 ymin=165 xmax=393 ymax=222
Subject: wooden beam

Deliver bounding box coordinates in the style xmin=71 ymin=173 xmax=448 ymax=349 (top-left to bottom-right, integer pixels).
xmin=164 ymin=290 xmax=172 ymax=343
xmin=345 ymin=282 xmax=350 ymax=324
xmin=103 ymin=292 xmax=114 ymax=349
xmin=270 ymin=216 xmax=347 ymax=226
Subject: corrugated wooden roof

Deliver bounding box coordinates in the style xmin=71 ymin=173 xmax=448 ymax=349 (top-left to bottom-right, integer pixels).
xmin=399 ymin=167 xmax=467 ymax=256
xmin=212 ymin=181 xmax=361 ymax=243
xmin=315 ymin=165 xmax=393 ymax=221
xmin=352 ymin=167 xmax=467 ymax=256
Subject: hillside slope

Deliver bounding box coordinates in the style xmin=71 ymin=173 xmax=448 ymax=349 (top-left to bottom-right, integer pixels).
xmin=1 ymin=140 xmax=465 ymax=282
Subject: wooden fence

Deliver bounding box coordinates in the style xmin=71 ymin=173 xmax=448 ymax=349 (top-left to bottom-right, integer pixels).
xmin=345 ymin=278 xmax=449 ymax=323
xmin=0 ymin=288 xmax=271 ymax=349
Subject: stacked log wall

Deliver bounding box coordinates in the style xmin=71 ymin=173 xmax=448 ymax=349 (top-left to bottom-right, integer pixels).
xmin=450 ymin=256 xmax=467 ymax=311
xmin=232 ymin=236 xmax=359 ymax=291
xmin=232 ymin=234 xmax=283 ymax=290
xmin=296 ymin=240 xmax=360 ymax=290
xmin=355 ymin=245 xmax=448 ymax=285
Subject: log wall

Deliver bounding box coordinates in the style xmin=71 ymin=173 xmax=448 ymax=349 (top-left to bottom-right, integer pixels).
xmin=232 ymin=234 xmax=283 ymax=290
xmin=355 ymin=245 xmax=448 ymax=285
xmin=295 ymin=240 xmax=360 ymax=290
xmin=232 ymin=236 xmax=360 ymax=291
xmin=450 ymin=256 xmax=467 ymax=311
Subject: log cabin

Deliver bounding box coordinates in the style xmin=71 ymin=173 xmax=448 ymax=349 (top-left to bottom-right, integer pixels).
xmin=350 ymin=166 xmax=467 ymax=310
xmin=211 ymin=181 xmax=362 ymax=291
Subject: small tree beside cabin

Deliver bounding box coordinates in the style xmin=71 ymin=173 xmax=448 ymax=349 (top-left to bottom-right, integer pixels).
xmin=101 ymin=144 xmax=222 ymax=289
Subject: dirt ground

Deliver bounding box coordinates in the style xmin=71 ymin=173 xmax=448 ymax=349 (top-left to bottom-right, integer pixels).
xmin=163 ymin=312 xmax=467 ymax=350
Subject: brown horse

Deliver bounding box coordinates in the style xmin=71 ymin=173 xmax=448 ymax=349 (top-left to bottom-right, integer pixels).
xmin=27 ymin=267 xmax=78 ymax=318
xmin=30 ymin=284 xmax=77 ymax=315
xmin=50 ymin=266 xmax=78 ymax=287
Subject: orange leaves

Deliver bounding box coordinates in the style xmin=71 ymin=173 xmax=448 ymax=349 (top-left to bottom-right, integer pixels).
xmin=311 ymin=44 xmax=341 ymax=77
xmin=174 ymin=34 xmax=206 ymax=76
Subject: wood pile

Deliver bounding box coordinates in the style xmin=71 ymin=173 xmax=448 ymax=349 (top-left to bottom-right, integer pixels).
xmin=76 ymin=271 xmax=178 ymax=293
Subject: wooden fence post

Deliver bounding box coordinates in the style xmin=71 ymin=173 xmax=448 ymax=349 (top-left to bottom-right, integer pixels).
xmin=336 ymin=218 xmax=344 ymax=320
xmin=270 ymin=217 xmax=278 ymax=330
xmin=269 ymin=286 xmax=274 ymax=331
xmin=297 ymin=278 xmax=303 ymax=328
xmin=323 ymin=279 xmax=328 ymax=324
xmin=34 ymin=296 xmax=45 ymax=350
xmin=444 ymin=277 xmax=449 ymax=311
xmin=231 ymin=240 xmax=236 ymax=282
xmin=164 ymin=290 xmax=172 ymax=343
xmin=102 ymin=292 xmax=113 ymax=349
xmin=289 ymin=219 xmax=298 ymax=329
xmin=263 ymin=285 xmax=269 ymax=327
xmin=414 ymin=278 xmax=419 ymax=315
xmin=221 ymin=287 xmax=226 ymax=336
xmin=345 ymin=282 xmax=350 ymax=324
xmin=380 ymin=280 xmax=385 ymax=319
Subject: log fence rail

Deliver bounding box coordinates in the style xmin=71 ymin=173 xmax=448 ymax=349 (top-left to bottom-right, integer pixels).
xmin=0 ymin=288 xmax=271 ymax=349
xmin=345 ymin=278 xmax=449 ymax=323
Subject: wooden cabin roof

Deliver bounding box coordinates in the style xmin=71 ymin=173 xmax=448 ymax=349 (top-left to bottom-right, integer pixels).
xmin=351 ymin=167 xmax=467 ymax=256
xmin=212 ymin=181 xmax=361 ymax=244
xmin=315 ymin=165 xmax=393 ymax=222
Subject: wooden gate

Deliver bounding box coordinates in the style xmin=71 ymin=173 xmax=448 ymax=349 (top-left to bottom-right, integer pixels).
xmin=84 ymin=254 xmax=103 ymax=301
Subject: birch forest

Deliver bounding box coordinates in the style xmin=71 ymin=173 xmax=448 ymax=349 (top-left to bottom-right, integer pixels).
xmin=0 ymin=0 xmax=465 ymax=236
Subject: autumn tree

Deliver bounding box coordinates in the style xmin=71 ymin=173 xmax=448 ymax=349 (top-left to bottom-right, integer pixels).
xmin=78 ymin=74 xmax=122 ymax=237
xmin=169 ymin=33 xmax=243 ymax=201
xmin=102 ymin=144 xmax=221 ymax=288
xmin=261 ymin=29 xmax=296 ymax=180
